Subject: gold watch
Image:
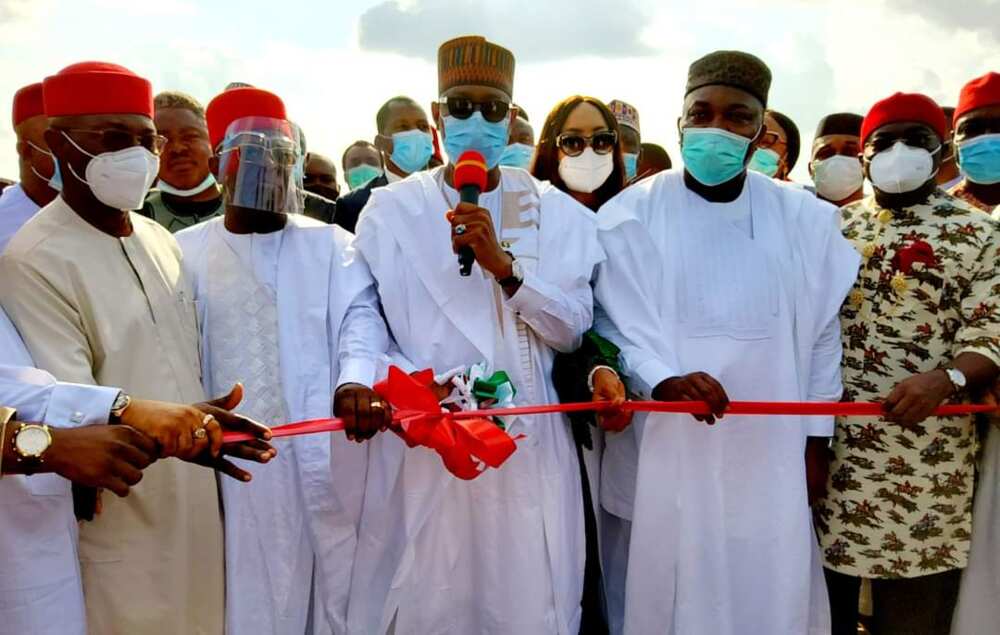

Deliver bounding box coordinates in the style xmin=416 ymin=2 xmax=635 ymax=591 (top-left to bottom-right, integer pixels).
xmin=13 ymin=423 xmax=52 ymax=473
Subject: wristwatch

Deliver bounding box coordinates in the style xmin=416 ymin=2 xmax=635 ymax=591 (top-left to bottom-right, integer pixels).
xmin=497 ymin=252 xmax=524 ymax=287
xmin=943 ymin=367 xmax=967 ymax=392
xmin=110 ymin=391 xmax=132 ymax=423
xmin=13 ymin=423 xmax=52 ymax=473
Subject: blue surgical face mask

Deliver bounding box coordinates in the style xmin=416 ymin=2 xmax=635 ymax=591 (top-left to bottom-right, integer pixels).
xmin=748 ymin=147 xmax=781 ymax=177
xmin=681 ymin=127 xmax=756 ymax=187
xmin=623 ymin=152 xmax=639 ymax=180
xmin=958 ymin=133 xmax=1000 ymax=185
xmin=389 ymin=129 xmax=434 ymax=175
xmin=442 ymin=111 xmax=510 ymax=169
xmin=27 ymin=141 xmax=61 ymax=191
xmin=499 ymin=143 xmax=534 ymax=169
xmin=347 ymin=164 xmax=383 ymax=190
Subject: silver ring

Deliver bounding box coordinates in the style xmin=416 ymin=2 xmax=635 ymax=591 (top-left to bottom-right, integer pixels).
xmin=193 ymin=427 xmax=207 ymax=440
xmin=455 ymin=224 xmax=467 ymax=235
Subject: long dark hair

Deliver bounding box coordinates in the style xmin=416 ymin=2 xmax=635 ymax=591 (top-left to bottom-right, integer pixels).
xmin=531 ymin=95 xmax=626 ymax=211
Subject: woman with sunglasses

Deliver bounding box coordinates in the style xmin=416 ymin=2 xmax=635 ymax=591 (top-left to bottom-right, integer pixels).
xmin=532 ymin=96 xmax=629 ymax=211
xmin=536 ymin=96 xmax=633 ymax=635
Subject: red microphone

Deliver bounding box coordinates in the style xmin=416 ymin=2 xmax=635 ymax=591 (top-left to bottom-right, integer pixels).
xmin=453 ymin=150 xmax=488 ymax=277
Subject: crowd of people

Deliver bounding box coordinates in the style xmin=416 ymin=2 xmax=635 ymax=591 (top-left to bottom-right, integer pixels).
xmin=0 ymin=32 xmax=998 ymax=635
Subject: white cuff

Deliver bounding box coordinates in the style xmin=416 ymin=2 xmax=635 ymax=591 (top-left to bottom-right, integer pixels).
xmin=805 ymin=415 xmax=835 ymax=437
xmin=46 ymin=383 xmax=119 ymax=428
xmin=633 ymin=358 xmax=676 ymax=399
xmin=502 ymin=271 xmax=548 ymax=317
xmin=336 ymin=358 xmax=378 ymax=389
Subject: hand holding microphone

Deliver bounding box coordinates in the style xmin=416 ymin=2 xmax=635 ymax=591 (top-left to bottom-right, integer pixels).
xmin=449 ymin=150 xmax=513 ymax=279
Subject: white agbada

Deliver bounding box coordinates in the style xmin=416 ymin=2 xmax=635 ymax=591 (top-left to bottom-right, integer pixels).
xmin=593 ymin=170 xmax=860 ymax=635
xmin=177 ymin=214 xmax=387 ymax=635
xmin=951 ymin=202 xmax=1000 ymax=634
xmin=0 ymin=307 xmax=118 ymax=635
xmin=348 ymin=166 xmax=605 ymax=635
xmin=0 ymin=184 xmax=40 ymax=253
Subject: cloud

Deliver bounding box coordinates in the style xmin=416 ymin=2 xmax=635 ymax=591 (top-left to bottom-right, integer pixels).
xmin=0 ymin=0 xmax=33 ymax=21
xmin=358 ymin=0 xmax=655 ymax=62
xmin=882 ymin=0 xmax=1000 ymax=43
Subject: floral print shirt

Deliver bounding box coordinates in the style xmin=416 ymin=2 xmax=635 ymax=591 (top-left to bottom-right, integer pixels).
xmin=816 ymin=190 xmax=1000 ymax=578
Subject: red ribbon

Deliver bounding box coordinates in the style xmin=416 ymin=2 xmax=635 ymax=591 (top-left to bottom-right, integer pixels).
xmin=223 ymin=366 xmax=996 ymax=479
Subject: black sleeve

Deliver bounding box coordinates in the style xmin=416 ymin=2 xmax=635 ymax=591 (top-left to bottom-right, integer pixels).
xmin=334 ymin=188 xmax=371 ymax=233
xmin=552 ymin=330 xmax=623 ymax=450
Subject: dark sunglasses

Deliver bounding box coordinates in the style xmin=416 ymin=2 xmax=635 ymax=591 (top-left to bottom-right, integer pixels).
xmin=62 ymin=128 xmax=167 ymax=155
xmin=556 ymin=130 xmax=618 ymax=157
xmin=866 ymin=130 xmax=940 ymax=156
xmin=439 ymin=97 xmax=511 ymax=123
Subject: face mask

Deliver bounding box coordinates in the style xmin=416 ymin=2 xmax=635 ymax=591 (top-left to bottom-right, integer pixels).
xmin=681 ymin=127 xmax=754 ymax=186
xmin=558 ymin=147 xmax=614 ymax=194
xmin=157 ymin=172 xmax=217 ymax=197
xmin=811 ymin=155 xmax=864 ymax=202
xmin=347 ymin=164 xmax=383 ymax=190
xmin=499 ymin=143 xmax=534 ymax=169
xmin=63 ymin=132 xmax=159 ymax=209
xmin=389 ymin=129 xmax=434 ymax=175
xmin=957 ymin=133 xmax=1000 ymax=185
xmin=623 ymin=152 xmax=639 ymax=180
xmin=749 ymin=148 xmax=781 ymax=177
xmin=27 ymin=141 xmax=61 ymax=191
xmin=442 ymin=111 xmax=510 ymax=169
xmin=868 ymin=141 xmax=938 ymax=194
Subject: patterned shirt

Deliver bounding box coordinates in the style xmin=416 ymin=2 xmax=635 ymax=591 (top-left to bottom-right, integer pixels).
xmin=949 ymin=179 xmax=995 ymax=213
xmin=816 ymin=189 xmax=1000 ymax=579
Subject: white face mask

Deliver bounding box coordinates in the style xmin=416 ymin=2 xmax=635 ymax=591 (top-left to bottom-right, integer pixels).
xmin=812 ymin=155 xmax=864 ymax=202
xmin=868 ymin=141 xmax=938 ymax=195
xmin=63 ymin=131 xmax=160 ymax=210
xmin=157 ymin=172 xmax=217 ymax=198
xmin=558 ymin=147 xmax=614 ymax=194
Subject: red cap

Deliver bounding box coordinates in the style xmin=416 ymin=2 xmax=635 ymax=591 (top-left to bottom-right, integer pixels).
xmin=954 ymin=72 xmax=1000 ymax=126
xmin=861 ymin=92 xmax=947 ymax=145
xmin=205 ymin=87 xmax=286 ymax=149
xmin=12 ymin=83 xmax=44 ymax=128
xmin=43 ymin=62 xmax=153 ymax=119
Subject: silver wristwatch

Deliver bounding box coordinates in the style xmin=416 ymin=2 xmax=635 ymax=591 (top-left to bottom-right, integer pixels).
xmin=943 ymin=367 xmax=967 ymax=392
xmin=110 ymin=391 xmax=132 ymax=421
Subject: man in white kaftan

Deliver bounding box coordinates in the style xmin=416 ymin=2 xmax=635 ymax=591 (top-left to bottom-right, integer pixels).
xmin=177 ymin=87 xmax=390 ymax=635
xmin=593 ymin=50 xmax=861 ymax=635
xmin=347 ymin=34 xmax=605 ymax=635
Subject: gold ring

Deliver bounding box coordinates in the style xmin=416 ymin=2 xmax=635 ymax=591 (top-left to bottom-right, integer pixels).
xmin=194 ymin=427 xmax=207 ymax=440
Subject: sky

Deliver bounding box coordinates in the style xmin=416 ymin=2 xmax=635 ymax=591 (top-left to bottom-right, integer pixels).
xmin=1 ymin=0 xmax=999 ymax=186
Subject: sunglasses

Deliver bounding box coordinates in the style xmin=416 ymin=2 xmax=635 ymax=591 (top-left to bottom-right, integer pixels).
xmin=62 ymin=128 xmax=167 ymax=155
xmin=866 ymin=130 xmax=940 ymax=156
xmin=556 ymin=130 xmax=618 ymax=157
xmin=439 ymin=97 xmax=511 ymax=123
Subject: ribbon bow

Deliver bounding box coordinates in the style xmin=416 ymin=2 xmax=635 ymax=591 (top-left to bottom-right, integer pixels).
xmin=374 ymin=367 xmax=520 ymax=480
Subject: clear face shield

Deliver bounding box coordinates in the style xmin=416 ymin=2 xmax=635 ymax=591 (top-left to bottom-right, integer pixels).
xmin=217 ymin=116 xmax=304 ymax=215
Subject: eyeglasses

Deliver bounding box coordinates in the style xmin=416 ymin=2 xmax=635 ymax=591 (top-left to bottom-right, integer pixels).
xmin=439 ymin=97 xmax=511 ymax=123
xmin=556 ymin=130 xmax=618 ymax=157
xmin=956 ymin=117 xmax=1000 ymax=141
xmin=61 ymin=128 xmax=168 ymax=155
xmin=757 ymin=130 xmax=786 ymax=150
